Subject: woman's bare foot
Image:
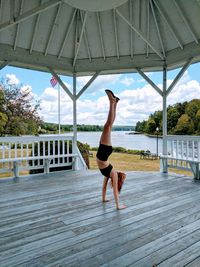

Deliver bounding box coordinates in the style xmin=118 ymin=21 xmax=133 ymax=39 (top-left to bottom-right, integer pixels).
xmin=105 ymin=89 xmax=120 ymax=102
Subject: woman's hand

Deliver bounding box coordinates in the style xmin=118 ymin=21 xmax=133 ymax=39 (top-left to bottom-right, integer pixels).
xmin=117 ymin=204 xmax=126 ymax=210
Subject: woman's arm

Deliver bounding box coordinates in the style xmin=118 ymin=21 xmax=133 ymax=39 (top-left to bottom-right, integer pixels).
xmin=102 ymin=176 xmax=110 ymax=202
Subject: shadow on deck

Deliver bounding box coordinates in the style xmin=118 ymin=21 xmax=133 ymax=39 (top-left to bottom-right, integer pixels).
xmin=1 ymin=170 xmax=200 ymax=267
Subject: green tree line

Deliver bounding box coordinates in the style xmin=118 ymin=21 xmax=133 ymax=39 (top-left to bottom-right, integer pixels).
xmin=135 ymin=99 xmax=200 ymax=135
xmin=41 ymin=122 xmax=134 ymax=134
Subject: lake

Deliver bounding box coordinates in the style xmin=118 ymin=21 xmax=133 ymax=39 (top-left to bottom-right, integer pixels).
xmin=77 ymin=131 xmax=163 ymax=154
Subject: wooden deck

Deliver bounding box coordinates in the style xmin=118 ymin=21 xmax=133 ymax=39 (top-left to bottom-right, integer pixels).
xmin=1 ymin=170 xmax=200 ymax=267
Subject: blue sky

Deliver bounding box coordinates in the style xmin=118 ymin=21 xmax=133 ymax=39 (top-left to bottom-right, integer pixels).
xmin=0 ymin=62 xmax=200 ymax=126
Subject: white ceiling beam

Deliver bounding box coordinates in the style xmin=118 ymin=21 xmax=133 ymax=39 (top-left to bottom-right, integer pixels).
xmin=49 ymin=68 xmax=73 ymax=100
xmin=116 ymin=9 xmax=164 ymax=60
xmin=173 ymin=0 xmax=198 ymax=44
xmin=129 ymin=0 xmax=133 ymax=59
xmin=146 ymin=0 xmax=150 ymax=57
xmin=58 ymin=9 xmax=77 ymax=59
xmin=0 ymin=61 xmax=9 ymax=70
xmin=150 ymin=0 xmax=165 ymax=58
xmin=80 ymin=11 xmax=91 ymax=63
xmin=44 ymin=3 xmax=62 ymax=56
xmin=14 ymin=0 xmax=24 ymax=51
xmin=10 ymin=0 xmax=15 ymax=23
xmin=76 ymin=71 xmax=101 ymax=99
xmin=152 ymin=0 xmax=183 ymax=50
xmin=138 ymin=0 xmax=141 ymax=29
xmin=29 ymin=0 xmax=43 ymax=54
xmin=0 ymin=0 xmax=61 ymax=32
xmin=166 ymin=57 xmax=193 ymax=96
xmin=96 ymin=12 xmax=106 ymax=61
xmin=0 ymin=1 xmax=2 ymax=23
xmin=0 ymin=40 xmax=198 ymax=75
xmin=136 ymin=68 xmax=163 ymax=96
xmin=113 ymin=9 xmax=120 ymax=60
xmin=73 ymin=11 xmax=88 ymax=67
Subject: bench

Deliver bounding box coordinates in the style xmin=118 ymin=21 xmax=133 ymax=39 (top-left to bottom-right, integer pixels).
xmin=160 ymin=155 xmax=200 ymax=180
xmin=140 ymin=151 xmax=158 ymax=160
xmin=0 ymin=154 xmax=78 ymax=178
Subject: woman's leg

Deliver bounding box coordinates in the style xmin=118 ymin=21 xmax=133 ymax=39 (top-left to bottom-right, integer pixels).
xmin=100 ymin=99 xmax=117 ymax=146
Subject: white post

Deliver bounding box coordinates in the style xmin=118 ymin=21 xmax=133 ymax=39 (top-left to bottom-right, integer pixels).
xmin=73 ymin=73 xmax=78 ymax=170
xmin=58 ymin=83 xmax=61 ymax=134
xmin=162 ymin=65 xmax=168 ymax=172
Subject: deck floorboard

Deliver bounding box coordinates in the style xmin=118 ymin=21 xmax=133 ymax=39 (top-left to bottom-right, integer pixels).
xmin=0 ymin=170 xmax=200 ymax=267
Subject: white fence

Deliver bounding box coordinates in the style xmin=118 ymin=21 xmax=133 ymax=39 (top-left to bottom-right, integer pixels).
xmin=0 ymin=135 xmax=86 ymax=178
xmin=160 ymin=135 xmax=200 ymax=179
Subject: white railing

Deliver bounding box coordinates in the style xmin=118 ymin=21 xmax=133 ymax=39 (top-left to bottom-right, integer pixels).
xmin=0 ymin=135 xmax=86 ymax=178
xmin=160 ymin=135 xmax=200 ymax=179
xmin=166 ymin=135 xmax=200 ymax=162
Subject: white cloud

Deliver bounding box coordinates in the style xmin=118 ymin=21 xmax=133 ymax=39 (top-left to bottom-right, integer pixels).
xmin=39 ymin=71 xmax=200 ymax=126
xmin=77 ymin=74 xmax=121 ymax=95
xmin=120 ymin=76 xmax=135 ymax=86
xmin=168 ymin=79 xmax=200 ymax=105
xmin=5 ymin=71 xmax=200 ymax=126
xmin=6 ymin=74 xmax=20 ymax=85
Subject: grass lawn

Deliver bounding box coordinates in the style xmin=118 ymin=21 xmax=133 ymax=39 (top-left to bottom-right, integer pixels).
xmin=89 ymin=151 xmax=192 ymax=177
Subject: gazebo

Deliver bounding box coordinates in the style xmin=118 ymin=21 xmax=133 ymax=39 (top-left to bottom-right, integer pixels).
xmin=0 ymin=1 xmax=200 ymax=265
xmin=0 ymin=0 xmax=200 ymax=176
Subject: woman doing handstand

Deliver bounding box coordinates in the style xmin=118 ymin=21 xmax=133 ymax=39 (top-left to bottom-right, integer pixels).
xmin=96 ymin=89 xmax=126 ymax=210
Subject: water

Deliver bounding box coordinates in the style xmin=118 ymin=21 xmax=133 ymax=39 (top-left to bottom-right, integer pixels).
xmin=77 ymin=131 xmax=163 ymax=154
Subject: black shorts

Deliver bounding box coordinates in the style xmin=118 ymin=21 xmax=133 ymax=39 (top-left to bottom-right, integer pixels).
xmin=96 ymin=143 xmax=113 ymax=161
xmin=99 ymin=164 xmax=113 ymax=178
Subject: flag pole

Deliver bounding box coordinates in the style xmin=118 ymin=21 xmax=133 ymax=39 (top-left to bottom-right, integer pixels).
xmin=58 ymin=82 xmax=61 ymax=134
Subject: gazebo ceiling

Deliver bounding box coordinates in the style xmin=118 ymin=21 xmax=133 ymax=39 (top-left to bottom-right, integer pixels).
xmin=0 ymin=0 xmax=200 ymax=76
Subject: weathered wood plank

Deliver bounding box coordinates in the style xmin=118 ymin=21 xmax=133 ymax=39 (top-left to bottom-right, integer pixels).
xmin=0 ymin=170 xmax=200 ymax=267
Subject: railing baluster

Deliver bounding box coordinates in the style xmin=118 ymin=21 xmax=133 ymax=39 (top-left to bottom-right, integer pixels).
xmin=58 ymin=139 xmax=60 ymax=164
xmin=2 ymin=143 xmax=5 ymax=159
xmin=181 ymin=140 xmax=183 ymax=159
xmin=32 ymin=142 xmax=34 ymax=167
xmin=26 ymin=143 xmax=28 ymax=157
xmin=14 ymin=143 xmax=17 ymax=158
xmin=8 ymin=143 xmax=11 ymax=158
xmin=53 ymin=140 xmax=55 ymax=165
xmin=192 ymin=141 xmax=194 ymax=160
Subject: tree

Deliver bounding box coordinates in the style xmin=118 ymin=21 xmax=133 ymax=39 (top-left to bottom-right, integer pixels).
xmin=185 ymin=99 xmax=200 ymax=132
xmin=145 ymin=118 xmax=156 ymax=134
xmin=135 ymin=120 xmax=147 ymax=132
xmin=196 ymin=110 xmax=200 ymax=134
xmin=0 ymin=79 xmax=41 ymax=136
xmin=167 ymin=106 xmax=180 ymax=133
xmin=0 ymin=112 xmax=8 ymax=135
xmin=174 ymin=114 xmax=194 ymax=135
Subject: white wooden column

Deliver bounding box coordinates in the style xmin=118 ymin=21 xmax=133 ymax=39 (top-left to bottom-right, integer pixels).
xmin=72 ymin=73 xmax=78 ymax=170
xmin=162 ymin=65 xmax=167 ymax=156
xmin=161 ymin=66 xmax=168 ymax=173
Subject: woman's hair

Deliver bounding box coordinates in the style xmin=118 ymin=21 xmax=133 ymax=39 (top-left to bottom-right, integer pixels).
xmin=117 ymin=172 xmax=126 ymax=193
xmin=110 ymin=172 xmax=126 ymax=193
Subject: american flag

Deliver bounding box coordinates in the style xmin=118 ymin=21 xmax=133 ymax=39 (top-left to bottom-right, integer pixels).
xmin=50 ymin=76 xmax=58 ymax=87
